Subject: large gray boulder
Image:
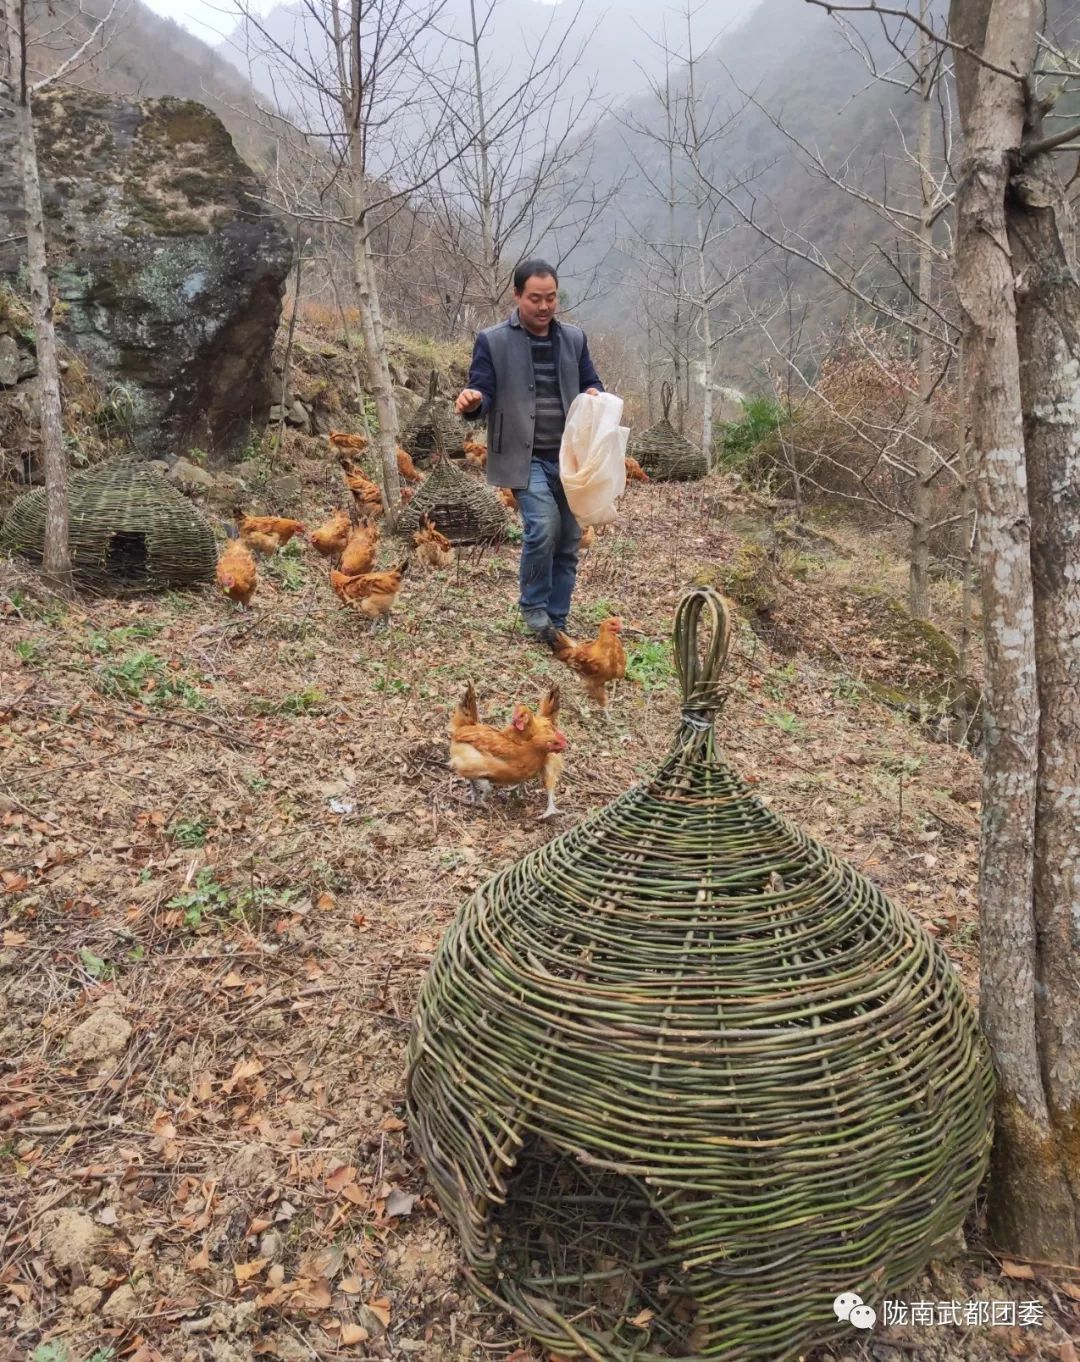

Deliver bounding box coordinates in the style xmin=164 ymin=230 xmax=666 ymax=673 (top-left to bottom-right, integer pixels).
xmin=0 ymin=90 xmax=292 ymax=460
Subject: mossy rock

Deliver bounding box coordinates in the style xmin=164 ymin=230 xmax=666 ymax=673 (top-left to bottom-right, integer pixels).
xmin=713 ymin=540 xmax=778 ymax=617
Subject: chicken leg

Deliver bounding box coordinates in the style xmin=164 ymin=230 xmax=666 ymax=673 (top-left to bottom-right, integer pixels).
xmin=540 ymin=754 xmax=563 ymax=820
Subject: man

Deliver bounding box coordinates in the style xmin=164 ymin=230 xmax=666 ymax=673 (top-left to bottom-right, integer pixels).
xmin=455 ymin=259 xmax=603 ymax=645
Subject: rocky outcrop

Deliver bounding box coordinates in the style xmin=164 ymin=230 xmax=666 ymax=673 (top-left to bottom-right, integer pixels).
xmin=0 ymin=90 xmax=292 ymax=460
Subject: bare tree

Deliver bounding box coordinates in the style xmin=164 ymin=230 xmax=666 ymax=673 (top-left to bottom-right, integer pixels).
xmin=419 ymin=0 xmax=617 ymax=325
xmin=0 ymin=0 xmax=126 ymax=589
xmin=810 ymin=0 xmax=1080 ymax=1257
xmin=683 ymin=33 xmax=959 ymax=615
xmin=229 ymin=0 xmax=475 ymax=521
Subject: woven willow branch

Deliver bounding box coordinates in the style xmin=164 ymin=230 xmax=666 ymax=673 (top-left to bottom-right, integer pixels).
xmin=407 ymin=587 xmax=993 ymax=1361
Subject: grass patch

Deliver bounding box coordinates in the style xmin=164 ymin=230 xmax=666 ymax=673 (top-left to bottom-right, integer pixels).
xmin=94 ymin=649 xmax=208 ymax=709
xmin=626 ymin=639 xmax=673 ymax=692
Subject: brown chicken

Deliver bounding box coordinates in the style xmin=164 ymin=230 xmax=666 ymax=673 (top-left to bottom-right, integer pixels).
xmin=624 ymin=456 xmax=649 ymax=483
xmin=579 ymin=525 xmax=596 ymax=550
xmin=240 ymin=528 xmax=280 ymax=557
xmin=234 ymin=510 xmax=306 ymax=549
xmin=339 ymin=517 xmax=379 ymax=576
xmin=332 ymin=432 xmax=422 ymax=484
xmin=309 ymin=508 xmax=352 ymax=558
xmin=344 ymin=468 xmax=385 ymax=517
xmin=449 ymin=681 xmax=566 ymax=819
xmin=463 ymin=436 xmax=487 ymax=470
xmin=551 ymin=617 xmax=626 ymax=707
xmin=395 ymin=447 xmax=422 ymax=483
xmin=328 ymin=430 xmax=368 ymax=453
xmin=329 ymin=560 xmax=407 ymax=621
xmin=497 ymin=487 xmax=519 ymax=513
xmin=413 ymin=514 xmax=455 ymax=568
xmin=216 ymin=529 xmax=257 ymax=607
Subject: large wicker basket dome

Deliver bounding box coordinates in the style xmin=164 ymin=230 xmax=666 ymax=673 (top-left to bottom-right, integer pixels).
xmin=407 ymin=589 xmax=994 ymax=1362
xmin=398 ymin=455 xmax=507 ymax=545
xmin=0 ymin=460 xmax=217 ymax=593
xmin=401 ymin=371 xmax=465 ymax=467
xmin=631 ymin=382 xmax=707 ymax=482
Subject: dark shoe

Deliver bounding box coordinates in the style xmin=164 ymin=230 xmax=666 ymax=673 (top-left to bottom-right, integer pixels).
xmin=536 ymin=624 xmax=559 ymax=649
xmin=520 ymin=608 xmax=552 ymax=635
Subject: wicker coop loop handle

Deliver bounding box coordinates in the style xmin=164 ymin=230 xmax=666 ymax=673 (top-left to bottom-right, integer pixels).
xmin=673 ymin=587 xmax=732 ymax=726
xmin=660 ymin=380 xmax=673 ymax=421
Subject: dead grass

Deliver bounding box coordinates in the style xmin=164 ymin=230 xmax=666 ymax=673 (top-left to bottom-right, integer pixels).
xmin=0 ymin=473 xmax=1075 ymax=1362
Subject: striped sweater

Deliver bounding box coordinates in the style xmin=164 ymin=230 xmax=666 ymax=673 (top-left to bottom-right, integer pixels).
xmin=528 ymin=330 xmax=564 ymax=460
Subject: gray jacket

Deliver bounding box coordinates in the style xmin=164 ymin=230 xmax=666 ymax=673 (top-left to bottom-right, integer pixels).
xmin=463 ymin=308 xmax=604 ymax=489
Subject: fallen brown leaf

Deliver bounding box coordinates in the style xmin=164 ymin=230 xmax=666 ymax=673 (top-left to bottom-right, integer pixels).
xmin=234 ymin=1258 xmax=268 ymax=1283
xmin=326 ymin=1164 xmax=357 ymax=1194
xmin=340 ymin=1323 xmax=369 ymax=1345
xmin=367 ymin=1296 xmax=392 ymax=1327
xmin=1001 ymin=1260 xmax=1036 ymax=1280
xmin=630 ymin=1308 xmax=654 ymax=1328
xmin=379 ymin=1115 xmax=405 ymax=1132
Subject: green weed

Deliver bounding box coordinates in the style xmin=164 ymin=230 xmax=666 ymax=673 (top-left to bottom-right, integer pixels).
xmin=762 ymin=661 xmax=797 ymax=700
xmin=765 ymin=710 xmax=803 ymax=735
xmin=715 ymin=395 xmax=789 ymax=471
xmin=87 ymin=622 xmax=163 ymax=654
xmin=78 ymin=947 xmax=113 ymax=980
xmin=165 ymin=870 xmax=297 ymax=931
xmin=14 ymin=639 xmax=45 ymax=667
xmin=625 ymin=639 xmax=673 ymax=691
xmin=7 ymin=590 xmax=66 ymax=625
xmin=165 ymin=870 xmax=231 ymax=929
xmin=254 ymin=687 xmax=325 ymax=716
xmin=95 ymin=650 xmax=207 ymax=710
xmin=168 ymin=815 xmax=212 ymax=848
xmin=832 ymin=675 xmax=868 ymax=703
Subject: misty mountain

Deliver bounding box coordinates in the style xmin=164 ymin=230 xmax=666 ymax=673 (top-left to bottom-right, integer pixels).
xmin=215 ymin=0 xmax=764 ymax=120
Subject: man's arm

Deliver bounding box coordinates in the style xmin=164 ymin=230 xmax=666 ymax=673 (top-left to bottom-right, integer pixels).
xmin=456 ymin=333 xmax=495 ymax=419
xmin=578 ymin=331 xmax=603 ymax=394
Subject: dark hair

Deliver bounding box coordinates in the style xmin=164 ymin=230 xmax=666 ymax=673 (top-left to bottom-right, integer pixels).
xmin=513 ymin=258 xmax=558 ymax=292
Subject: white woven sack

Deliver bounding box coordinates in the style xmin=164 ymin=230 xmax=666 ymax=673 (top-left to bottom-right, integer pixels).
xmin=558 ymin=392 xmax=628 ymax=526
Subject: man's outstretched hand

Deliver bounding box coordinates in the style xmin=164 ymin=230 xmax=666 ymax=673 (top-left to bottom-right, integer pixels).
xmin=585 ymin=387 xmax=599 ymax=396
xmin=455 ymin=388 xmax=483 ymax=414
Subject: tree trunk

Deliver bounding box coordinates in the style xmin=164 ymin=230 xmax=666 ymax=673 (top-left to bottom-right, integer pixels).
xmin=950 ymin=0 xmax=1068 ymax=1255
xmin=5 ymin=0 xmax=72 ymax=592
xmin=907 ymin=1 xmax=934 ymax=619
xmin=1007 ymin=137 xmax=1080 ymax=1260
xmin=340 ymin=0 xmax=400 ymax=522
xmin=274 ymin=223 xmax=305 ymax=465
xmin=468 ymin=0 xmax=500 ymax=322
xmin=695 ymin=210 xmax=714 ymax=470
xmin=953 ymin=336 xmax=975 ymax=706
xmin=352 ymin=218 xmax=402 ymax=522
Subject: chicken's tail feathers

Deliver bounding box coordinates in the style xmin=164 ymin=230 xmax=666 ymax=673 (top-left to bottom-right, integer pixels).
xmin=539 ymin=683 xmax=560 ymax=719
xmin=452 ymin=679 xmax=478 ymax=730
xmin=550 ymin=630 xmax=574 ymax=661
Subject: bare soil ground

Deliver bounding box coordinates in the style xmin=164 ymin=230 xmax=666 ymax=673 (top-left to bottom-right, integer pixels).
xmin=1 ymin=467 xmax=1077 ymax=1362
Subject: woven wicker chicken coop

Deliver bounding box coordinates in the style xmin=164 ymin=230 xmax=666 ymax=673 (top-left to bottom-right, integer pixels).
xmin=397 ymin=454 xmax=507 ymax=545
xmin=631 ymin=382 xmax=707 ymax=481
xmin=0 ymin=460 xmax=217 ymax=593
xmin=401 ymin=370 xmax=464 ymax=467
xmin=407 ymin=588 xmax=994 ymax=1362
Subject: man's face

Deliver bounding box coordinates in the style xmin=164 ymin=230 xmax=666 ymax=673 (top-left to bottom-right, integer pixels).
xmin=515 ymin=273 xmax=558 ymax=331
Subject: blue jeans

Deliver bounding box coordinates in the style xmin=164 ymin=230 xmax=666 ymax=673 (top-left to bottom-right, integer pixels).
xmin=516 ymin=457 xmax=581 ymax=628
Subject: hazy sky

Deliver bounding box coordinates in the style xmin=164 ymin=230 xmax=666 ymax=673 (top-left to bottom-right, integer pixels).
xmin=141 ymin=0 xmax=275 ymax=44
xmin=143 ymin=0 xmax=561 ymax=45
